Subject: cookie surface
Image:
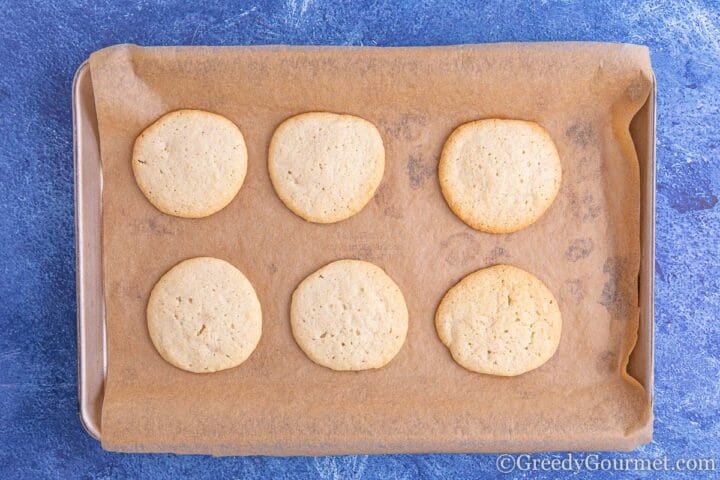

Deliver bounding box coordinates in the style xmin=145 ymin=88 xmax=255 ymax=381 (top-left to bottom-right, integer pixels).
xmin=290 ymin=259 xmax=408 ymax=371
xmin=147 ymin=257 xmax=262 ymax=373
xmin=133 ymin=109 xmax=248 ymax=218
xmin=435 ymin=264 xmax=562 ymax=376
xmin=439 ymin=119 xmax=562 ymax=233
xmin=268 ymin=112 xmax=385 ymax=223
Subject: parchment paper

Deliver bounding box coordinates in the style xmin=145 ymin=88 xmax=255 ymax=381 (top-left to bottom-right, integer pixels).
xmin=89 ymin=43 xmax=654 ymax=455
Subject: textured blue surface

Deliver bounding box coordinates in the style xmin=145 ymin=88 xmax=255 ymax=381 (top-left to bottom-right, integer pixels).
xmin=1 ymin=1 xmax=718 ymax=478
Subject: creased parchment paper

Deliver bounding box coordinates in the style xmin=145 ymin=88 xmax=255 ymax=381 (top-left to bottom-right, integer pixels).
xmin=89 ymin=43 xmax=653 ymax=455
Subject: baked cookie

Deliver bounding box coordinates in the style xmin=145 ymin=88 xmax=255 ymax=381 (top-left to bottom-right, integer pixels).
xmin=435 ymin=264 xmax=561 ymax=376
xmin=268 ymin=112 xmax=385 ymax=223
xmin=147 ymin=257 xmax=262 ymax=373
xmin=133 ymin=109 xmax=248 ymax=218
xmin=439 ymin=119 xmax=561 ymax=233
xmin=290 ymin=259 xmax=408 ymax=370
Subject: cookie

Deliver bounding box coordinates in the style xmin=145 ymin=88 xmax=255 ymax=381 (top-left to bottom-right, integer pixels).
xmin=290 ymin=259 xmax=408 ymax=371
xmin=435 ymin=264 xmax=561 ymax=376
xmin=268 ymin=112 xmax=385 ymax=223
xmin=439 ymin=119 xmax=562 ymax=233
xmin=132 ymin=109 xmax=248 ymax=218
xmin=147 ymin=257 xmax=262 ymax=373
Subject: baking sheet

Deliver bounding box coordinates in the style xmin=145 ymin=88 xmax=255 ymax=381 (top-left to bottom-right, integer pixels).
xmin=87 ymin=43 xmax=654 ymax=455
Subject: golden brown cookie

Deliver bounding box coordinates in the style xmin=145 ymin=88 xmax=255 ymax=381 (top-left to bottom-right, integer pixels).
xmin=133 ymin=109 xmax=248 ymax=218
xmin=147 ymin=257 xmax=262 ymax=373
xmin=435 ymin=264 xmax=562 ymax=376
xmin=268 ymin=112 xmax=385 ymax=223
xmin=439 ymin=119 xmax=561 ymax=233
xmin=291 ymin=259 xmax=408 ymax=370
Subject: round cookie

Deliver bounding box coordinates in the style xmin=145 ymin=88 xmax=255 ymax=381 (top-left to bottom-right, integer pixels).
xmin=268 ymin=112 xmax=385 ymax=223
xmin=147 ymin=257 xmax=262 ymax=373
xmin=435 ymin=264 xmax=561 ymax=376
xmin=290 ymin=259 xmax=408 ymax=371
xmin=439 ymin=119 xmax=562 ymax=233
xmin=132 ymin=109 xmax=248 ymax=218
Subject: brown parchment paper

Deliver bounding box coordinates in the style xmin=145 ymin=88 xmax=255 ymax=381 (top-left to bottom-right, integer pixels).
xmin=89 ymin=43 xmax=654 ymax=455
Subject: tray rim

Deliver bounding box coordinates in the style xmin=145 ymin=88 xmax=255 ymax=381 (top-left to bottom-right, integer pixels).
xmin=73 ymin=52 xmax=656 ymax=447
xmin=638 ymin=79 xmax=656 ymax=406
xmin=74 ymin=60 xmax=103 ymax=441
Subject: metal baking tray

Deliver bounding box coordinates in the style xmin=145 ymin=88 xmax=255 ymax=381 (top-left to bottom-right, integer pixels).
xmin=73 ymin=60 xmax=656 ymax=443
xmin=74 ymin=62 xmax=104 ymax=440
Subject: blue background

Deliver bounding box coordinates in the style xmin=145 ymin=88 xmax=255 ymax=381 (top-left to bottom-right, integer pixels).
xmin=1 ymin=1 xmax=718 ymax=478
